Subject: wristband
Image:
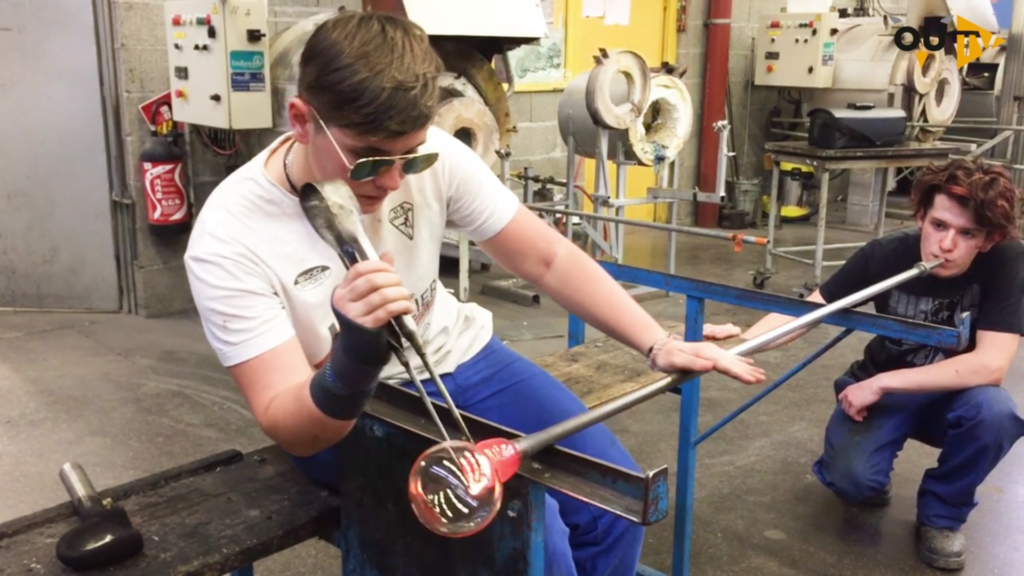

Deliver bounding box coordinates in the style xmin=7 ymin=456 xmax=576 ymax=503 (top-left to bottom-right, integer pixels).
xmin=309 ymin=310 xmax=393 ymax=421
xmin=646 ymin=332 xmax=682 ymax=372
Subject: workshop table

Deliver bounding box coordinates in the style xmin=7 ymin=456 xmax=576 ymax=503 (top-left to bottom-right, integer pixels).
xmin=752 ymin=140 xmax=962 ymax=293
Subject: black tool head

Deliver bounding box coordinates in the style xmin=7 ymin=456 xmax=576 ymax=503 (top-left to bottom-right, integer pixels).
xmin=55 ymin=506 xmax=144 ymax=571
xmin=298 ymin=180 xmax=375 ymax=269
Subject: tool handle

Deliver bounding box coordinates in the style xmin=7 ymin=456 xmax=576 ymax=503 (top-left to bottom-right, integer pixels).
xmin=59 ymin=462 xmax=108 ymax=519
xmin=331 ymin=224 xmax=421 ymax=349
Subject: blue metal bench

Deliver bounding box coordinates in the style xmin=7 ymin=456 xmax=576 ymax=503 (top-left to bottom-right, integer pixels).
xmin=561 ymin=261 xmax=970 ymax=576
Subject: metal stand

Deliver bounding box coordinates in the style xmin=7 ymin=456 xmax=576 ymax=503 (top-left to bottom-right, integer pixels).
xmin=752 ymin=141 xmax=963 ymax=293
xmin=567 ymin=261 xmax=971 ymax=576
xmin=646 ymin=121 xmax=731 ymax=284
xmin=564 ymin=117 xmax=639 ymax=262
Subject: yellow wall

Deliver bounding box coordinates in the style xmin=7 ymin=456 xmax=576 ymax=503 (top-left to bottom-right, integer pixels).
xmin=564 ymin=0 xmax=678 ymax=222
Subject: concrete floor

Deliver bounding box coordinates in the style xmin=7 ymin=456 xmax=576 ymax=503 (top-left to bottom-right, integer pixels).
xmin=2 ymin=213 xmax=1023 ymax=575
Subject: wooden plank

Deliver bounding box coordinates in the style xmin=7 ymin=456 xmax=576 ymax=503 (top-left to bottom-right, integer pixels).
xmin=0 ymin=445 xmax=340 ymax=576
xmin=534 ymin=321 xmax=686 ymax=408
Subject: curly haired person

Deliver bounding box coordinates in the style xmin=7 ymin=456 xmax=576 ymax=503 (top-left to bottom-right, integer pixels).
xmin=707 ymin=158 xmax=1024 ymax=571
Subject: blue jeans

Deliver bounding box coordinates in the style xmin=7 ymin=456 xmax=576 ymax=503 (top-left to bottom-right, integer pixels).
xmin=292 ymin=336 xmax=644 ymax=576
xmin=812 ymin=373 xmax=1024 ymax=530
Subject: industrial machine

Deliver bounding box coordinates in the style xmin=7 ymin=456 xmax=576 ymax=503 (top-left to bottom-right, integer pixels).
xmin=747 ymin=0 xmax=1007 ymax=293
xmin=753 ymin=0 xmax=1004 ymax=133
xmin=751 ymin=0 xmax=1005 ymax=221
xmin=554 ymin=49 xmax=696 ymax=265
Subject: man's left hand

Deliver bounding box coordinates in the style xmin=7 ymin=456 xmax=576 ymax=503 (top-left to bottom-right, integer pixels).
xmin=837 ymin=378 xmax=884 ymax=422
xmin=703 ymin=323 xmax=743 ymax=341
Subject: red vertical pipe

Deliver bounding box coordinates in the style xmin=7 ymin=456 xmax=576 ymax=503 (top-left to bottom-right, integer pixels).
xmin=695 ymin=0 xmax=732 ymax=228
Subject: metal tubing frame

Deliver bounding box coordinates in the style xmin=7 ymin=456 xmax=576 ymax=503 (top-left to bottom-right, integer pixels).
xmin=92 ymin=0 xmax=137 ymax=315
xmin=567 ymin=261 xmax=970 ymax=576
xmin=757 ymin=144 xmax=956 ymax=290
xmin=528 ymin=204 xmax=770 ymax=248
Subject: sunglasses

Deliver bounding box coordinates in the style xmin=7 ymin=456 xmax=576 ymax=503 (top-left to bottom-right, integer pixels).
xmin=310 ymin=105 xmax=439 ymax=182
xmin=347 ymin=152 xmax=439 ymax=182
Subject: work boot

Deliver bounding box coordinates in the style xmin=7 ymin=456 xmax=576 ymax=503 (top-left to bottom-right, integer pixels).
xmin=915 ymin=524 xmax=967 ymax=571
xmin=858 ymin=482 xmax=892 ymax=507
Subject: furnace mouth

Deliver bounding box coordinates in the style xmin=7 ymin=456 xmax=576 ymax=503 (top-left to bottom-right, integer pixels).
xmin=626 ymin=74 xmax=694 ymax=166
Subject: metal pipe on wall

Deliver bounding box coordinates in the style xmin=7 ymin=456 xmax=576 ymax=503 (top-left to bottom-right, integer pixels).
xmin=92 ymin=0 xmax=137 ymax=314
xmin=696 ymin=0 xmax=732 ymax=228
xmin=1002 ymin=0 xmax=1024 ymax=188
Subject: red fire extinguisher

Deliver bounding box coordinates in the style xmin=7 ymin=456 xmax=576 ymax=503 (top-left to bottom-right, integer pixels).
xmin=141 ymin=104 xmax=191 ymax=237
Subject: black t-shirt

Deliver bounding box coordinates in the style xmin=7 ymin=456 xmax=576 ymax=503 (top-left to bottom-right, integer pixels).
xmin=818 ymin=229 xmax=1024 ymax=381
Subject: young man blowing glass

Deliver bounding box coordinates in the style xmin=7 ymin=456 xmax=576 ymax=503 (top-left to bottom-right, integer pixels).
xmin=184 ymin=11 xmax=765 ymax=575
xmin=707 ymin=158 xmax=1024 ymax=571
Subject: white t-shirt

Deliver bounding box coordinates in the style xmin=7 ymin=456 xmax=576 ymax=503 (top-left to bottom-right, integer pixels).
xmin=184 ymin=127 xmax=522 ymax=384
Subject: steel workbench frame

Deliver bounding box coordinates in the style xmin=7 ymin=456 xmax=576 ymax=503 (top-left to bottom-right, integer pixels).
xmin=568 ymin=261 xmax=971 ymax=576
xmin=754 ymin=141 xmax=962 ymax=292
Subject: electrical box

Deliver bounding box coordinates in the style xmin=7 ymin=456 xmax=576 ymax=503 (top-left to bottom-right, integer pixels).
xmin=163 ymin=0 xmax=272 ymax=130
xmin=753 ymin=11 xmax=841 ymax=89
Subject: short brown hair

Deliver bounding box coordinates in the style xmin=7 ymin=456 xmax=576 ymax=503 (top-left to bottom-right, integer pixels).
xmin=910 ymin=158 xmax=1021 ymax=242
xmin=297 ymin=11 xmax=444 ymax=139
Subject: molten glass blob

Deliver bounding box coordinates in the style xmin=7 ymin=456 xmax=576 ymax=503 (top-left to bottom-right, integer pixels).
xmin=408 ymin=440 xmax=504 ymax=538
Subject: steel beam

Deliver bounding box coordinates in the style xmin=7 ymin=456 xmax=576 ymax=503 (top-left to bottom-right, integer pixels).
xmin=366 ymin=383 xmax=671 ymax=526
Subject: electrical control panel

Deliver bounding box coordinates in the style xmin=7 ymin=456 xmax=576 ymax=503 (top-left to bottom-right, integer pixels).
xmin=753 ymin=11 xmax=841 ymax=89
xmin=163 ymin=0 xmax=272 ymax=129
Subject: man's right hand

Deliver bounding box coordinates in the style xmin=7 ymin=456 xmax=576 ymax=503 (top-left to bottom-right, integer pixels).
xmin=332 ymin=252 xmax=416 ymax=328
xmin=652 ymin=340 xmax=766 ymax=385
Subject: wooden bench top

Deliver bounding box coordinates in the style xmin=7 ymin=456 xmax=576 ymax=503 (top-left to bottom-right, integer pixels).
xmin=0 ymin=446 xmax=340 ymax=576
xmin=533 ymin=321 xmax=686 ymax=408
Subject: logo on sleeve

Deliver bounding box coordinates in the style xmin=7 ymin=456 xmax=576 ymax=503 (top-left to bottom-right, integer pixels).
xmin=388 ymin=201 xmax=414 ymax=240
xmin=294 ymin=265 xmax=332 ymax=291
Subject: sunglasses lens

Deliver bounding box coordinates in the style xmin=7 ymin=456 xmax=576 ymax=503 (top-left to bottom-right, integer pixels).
xmin=350 ymin=159 xmax=395 ymax=182
xmin=402 ymin=153 xmax=439 ymax=175
xmin=349 ymin=153 xmax=439 ymax=181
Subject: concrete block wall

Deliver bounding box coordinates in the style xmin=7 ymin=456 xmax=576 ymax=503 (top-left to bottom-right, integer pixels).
xmin=506 ymin=91 xmax=570 ymax=181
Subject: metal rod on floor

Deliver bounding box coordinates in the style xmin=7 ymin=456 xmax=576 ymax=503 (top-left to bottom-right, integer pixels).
xmin=512 ymin=259 xmax=942 ymax=457
xmin=526 ymin=204 xmax=769 ymax=246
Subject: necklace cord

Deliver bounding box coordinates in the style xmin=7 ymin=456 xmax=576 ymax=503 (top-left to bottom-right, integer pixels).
xmin=283 ymin=139 xmax=301 ymax=196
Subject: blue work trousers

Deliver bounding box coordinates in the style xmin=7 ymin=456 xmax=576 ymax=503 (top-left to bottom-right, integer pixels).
xmin=292 ymin=336 xmax=645 ymax=576
xmin=812 ymin=373 xmax=1024 ymax=530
